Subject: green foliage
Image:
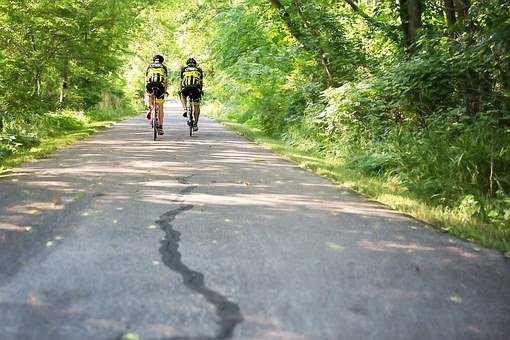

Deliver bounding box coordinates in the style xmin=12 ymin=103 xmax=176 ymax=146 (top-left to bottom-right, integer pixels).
xmin=0 ymin=0 xmax=143 ymax=123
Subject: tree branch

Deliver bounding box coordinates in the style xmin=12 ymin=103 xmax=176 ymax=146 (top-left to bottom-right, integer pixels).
xmin=342 ymin=0 xmax=400 ymax=43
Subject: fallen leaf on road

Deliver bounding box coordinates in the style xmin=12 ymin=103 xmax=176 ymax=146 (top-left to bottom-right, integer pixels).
xmin=449 ymin=294 xmax=463 ymax=304
xmin=121 ymin=333 xmax=140 ymax=340
xmin=27 ymin=293 xmax=42 ymax=306
xmin=326 ymin=242 xmax=345 ymax=252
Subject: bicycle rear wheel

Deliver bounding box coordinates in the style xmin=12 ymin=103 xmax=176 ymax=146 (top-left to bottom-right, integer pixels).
xmin=153 ymin=114 xmax=157 ymax=141
xmin=187 ymin=97 xmax=193 ymax=137
xmin=151 ymin=88 xmax=158 ymax=141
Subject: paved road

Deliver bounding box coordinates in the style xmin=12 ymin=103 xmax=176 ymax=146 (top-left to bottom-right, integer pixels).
xmin=1 ymin=104 xmax=509 ymax=340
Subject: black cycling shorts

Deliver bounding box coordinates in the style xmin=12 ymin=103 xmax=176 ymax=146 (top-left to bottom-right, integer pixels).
xmin=146 ymin=82 xmax=165 ymax=100
xmin=182 ymin=85 xmax=202 ymax=103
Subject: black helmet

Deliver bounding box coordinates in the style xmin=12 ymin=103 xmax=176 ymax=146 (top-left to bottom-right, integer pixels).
xmin=153 ymin=54 xmax=164 ymax=63
xmin=186 ymin=58 xmax=197 ymax=66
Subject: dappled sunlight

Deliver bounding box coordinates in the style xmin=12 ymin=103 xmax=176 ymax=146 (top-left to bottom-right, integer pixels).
xmin=252 ymin=330 xmax=311 ymax=339
xmin=84 ymin=318 xmax=126 ymax=331
xmin=7 ymin=201 xmax=64 ymax=215
xmin=383 ymin=288 xmax=419 ymax=301
xmin=358 ymin=239 xmax=480 ymax=259
xmin=359 ymin=240 xmax=436 ymax=252
xmin=22 ymin=180 xmax=72 ymax=189
xmin=137 ymin=192 xmax=181 ymax=205
xmin=179 ymin=192 xmax=404 ymax=219
xmin=243 ymin=314 xmax=311 ymax=340
xmin=0 ymin=222 xmax=31 ymax=232
xmin=443 ymin=246 xmax=480 ymax=259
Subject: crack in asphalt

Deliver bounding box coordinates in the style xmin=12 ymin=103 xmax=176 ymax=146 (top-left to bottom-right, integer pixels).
xmin=156 ymin=176 xmax=244 ymax=340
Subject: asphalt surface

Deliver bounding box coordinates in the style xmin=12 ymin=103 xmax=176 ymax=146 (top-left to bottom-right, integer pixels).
xmin=1 ymin=103 xmax=509 ymax=340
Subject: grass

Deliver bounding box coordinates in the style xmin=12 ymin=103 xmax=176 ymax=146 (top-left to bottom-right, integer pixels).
xmin=209 ymin=114 xmax=510 ymax=255
xmin=0 ymin=104 xmax=138 ymax=173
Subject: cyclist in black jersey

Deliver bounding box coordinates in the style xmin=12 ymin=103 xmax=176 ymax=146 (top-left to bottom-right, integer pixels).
xmin=145 ymin=54 xmax=168 ymax=135
xmin=179 ymin=58 xmax=203 ymax=132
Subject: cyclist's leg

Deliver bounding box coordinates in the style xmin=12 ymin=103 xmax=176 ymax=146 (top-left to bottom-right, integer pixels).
xmin=147 ymin=92 xmax=155 ymax=120
xmin=180 ymin=88 xmax=188 ymax=116
xmin=145 ymin=84 xmax=153 ymax=119
xmin=144 ymin=92 xmax=150 ymax=109
xmin=157 ymin=101 xmax=164 ymax=126
xmin=155 ymin=86 xmax=165 ymax=134
xmin=192 ymin=88 xmax=202 ymax=126
xmin=193 ymin=102 xmax=200 ymax=123
xmin=180 ymin=92 xmax=186 ymax=111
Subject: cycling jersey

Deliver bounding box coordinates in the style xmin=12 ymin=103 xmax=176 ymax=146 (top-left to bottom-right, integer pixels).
xmin=180 ymin=66 xmax=203 ymax=88
xmin=146 ymin=62 xmax=168 ymax=104
xmin=146 ymin=62 xmax=168 ymax=86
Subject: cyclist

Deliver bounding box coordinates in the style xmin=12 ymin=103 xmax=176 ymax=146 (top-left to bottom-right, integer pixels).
xmin=179 ymin=58 xmax=203 ymax=132
xmin=145 ymin=54 xmax=168 ymax=135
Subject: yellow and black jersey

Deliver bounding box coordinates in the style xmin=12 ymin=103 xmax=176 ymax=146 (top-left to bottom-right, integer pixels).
xmin=146 ymin=62 xmax=168 ymax=86
xmin=180 ymin=66 xmax=203 ymax=88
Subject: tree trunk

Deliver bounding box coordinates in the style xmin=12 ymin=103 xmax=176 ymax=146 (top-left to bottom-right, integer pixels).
xmin=35 ymin=72 xmax=41 ymax=97
xmin=59 ymin=74 xmax=68 ymax=105
xmin=407 ymin=0 xmax=423 ymax=50
xmin=453 ymin=0 xmax=470 ymax=19
xmin=452 ymin=0 xmax=481 ymax=116
xmin=443 ymin=0 xmax=456 ymax=28
xmin=292 ymin=0 xmax=334 ymax=86
xmin=399 ymin=0 xmax=423 ymax=56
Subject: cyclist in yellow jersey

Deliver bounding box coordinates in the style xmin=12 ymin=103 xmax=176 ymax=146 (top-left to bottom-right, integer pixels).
xmin=145 ymin=54 xmax=168 ymax=135
xmin=179 ymin=58 xmax=203 ymax=132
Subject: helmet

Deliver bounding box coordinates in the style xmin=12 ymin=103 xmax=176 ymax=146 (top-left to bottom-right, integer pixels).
xmin=153 ymin=54 xmax=164 ymax=63
xmin=186 ymin=58 xmax=197 ymax=66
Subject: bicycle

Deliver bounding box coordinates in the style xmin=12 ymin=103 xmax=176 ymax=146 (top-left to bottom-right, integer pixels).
xmin=185 ymin=94 xmax=195 ymax=137
xmin=149 ymin=87 xmax=160 ymax=141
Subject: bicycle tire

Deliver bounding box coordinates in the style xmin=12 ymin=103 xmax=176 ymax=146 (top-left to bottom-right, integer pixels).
xmin=153 ymin=115 xmax=157 ymax=141
xmin=151 ymin=88 xmax=158 ymax=141
xmin=187 ymin=97 xmax=193 ymax=137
